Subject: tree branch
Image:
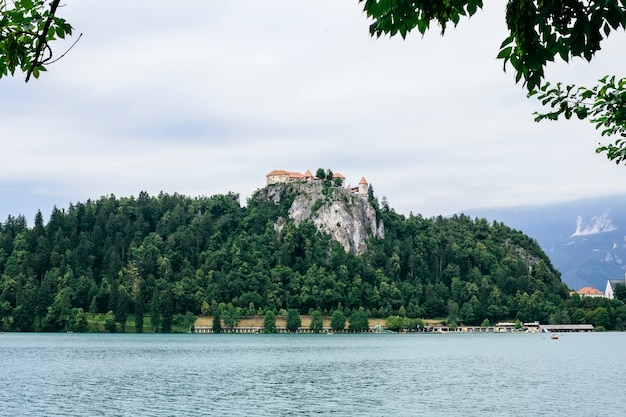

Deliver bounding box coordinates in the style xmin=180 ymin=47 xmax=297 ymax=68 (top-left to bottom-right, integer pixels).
xmin=25 ymin=0 xmax=61 ymax=82
xmin=48 ymin=32 xmax=82 ymax=65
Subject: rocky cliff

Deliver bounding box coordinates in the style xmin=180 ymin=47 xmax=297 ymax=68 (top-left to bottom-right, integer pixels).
xmin=260 ymin=181 xmax=384 ymax=254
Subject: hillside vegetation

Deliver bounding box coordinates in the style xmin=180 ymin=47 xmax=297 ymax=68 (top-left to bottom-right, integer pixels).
xmin=462 ymin=194 xmax=626 ymax=291
xmin=1 ymin=180 xmax=624 ymax=332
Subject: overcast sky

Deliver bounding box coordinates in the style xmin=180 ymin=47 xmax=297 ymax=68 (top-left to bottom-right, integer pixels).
xmin=2 ymin=1 xmax=626 ymax=225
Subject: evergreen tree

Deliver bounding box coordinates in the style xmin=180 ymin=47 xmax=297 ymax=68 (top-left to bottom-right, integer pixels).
xmin=212 ymin=310 xmax=222 ymax=333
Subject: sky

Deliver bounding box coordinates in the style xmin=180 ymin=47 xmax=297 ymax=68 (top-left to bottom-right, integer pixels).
xmin=2 ymin=1 xmax=626 ymax=225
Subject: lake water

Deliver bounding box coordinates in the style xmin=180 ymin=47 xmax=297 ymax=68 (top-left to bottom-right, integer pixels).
xmin=1 ymin=332 xmax=624 ymax=416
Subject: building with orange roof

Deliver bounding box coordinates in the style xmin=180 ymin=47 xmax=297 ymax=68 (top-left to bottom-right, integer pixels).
xmin=346 ymin=177 xmax=368 ymax=197
xmin=333 ymin=172 xmax=346 ymax=180
xmin=265 ymin=170 xmax=308 ymax=186
xmin=358 ymin=177 xmax=368 ymax=196
xmin=576 ymin=286 xmax=604 ymax=298
xmin=265 ymin=169 xmax=356 ymax=189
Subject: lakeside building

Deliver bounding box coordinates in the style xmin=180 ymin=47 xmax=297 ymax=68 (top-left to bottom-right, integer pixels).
xmin=568 ymin=275 xmax=626 ymax=300
xmin=605 ymin=273 xmax=626 ymax=299
xmin=575 ymin=286 xmax=604 ymax=298
xmin=193 ymin=318 xmax=594 ymax=334
xmin=540 ymin=324 xmax=595 ymax=333
xmin=569 ymin=275 xmax=626 ymax=300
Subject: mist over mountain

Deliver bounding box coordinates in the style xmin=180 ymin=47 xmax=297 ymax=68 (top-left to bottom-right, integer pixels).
xmin=460 ymin=194 xmax=626 ymax=291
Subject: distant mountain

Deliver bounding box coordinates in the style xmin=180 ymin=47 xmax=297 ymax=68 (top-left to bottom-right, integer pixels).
xmin=460 ymin=194 xmax=626 ymax=291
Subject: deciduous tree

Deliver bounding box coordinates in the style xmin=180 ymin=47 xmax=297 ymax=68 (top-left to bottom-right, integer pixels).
xmin=309 ymin=309 xmax=323 ymax=333
xmin=104 ymin=310 xmax=116 ymax=332
xmin=285 ymin=308 xmax=301 ymax=332
xmin=0 ymin=0 xmax=75 ymax=81
xmin=359 ymin=1 xmax=626 ymax=163
xmin=348 ymin=307 xmax=370 ymax=332
xmin=263 ymin=310 xmax=277 ymax=333
xmin=533 ymin=76 xmax=626 ymax=164
xmin=360 ymin=0 xmax=625 ymax=92
xmin=222 ymin=303 xmax=242 ymax=330
xmin=330 ymin=310 xmax=346 ymax=331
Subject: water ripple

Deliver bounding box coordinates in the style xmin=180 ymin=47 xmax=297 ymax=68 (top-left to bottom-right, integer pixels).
xmin=1 ymin=333 xmax=625 ymax=416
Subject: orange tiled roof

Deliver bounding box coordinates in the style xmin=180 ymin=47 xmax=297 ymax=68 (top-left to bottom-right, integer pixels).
xmin=577 ymin=286 xmax=603 ymax=295
xmin=266 ymin=170 xmax=304 ymax=179
xmin=266 ymin=170 xmax=289 ymax=177
xmin=268 ymin=169 xmax=365 ymax=184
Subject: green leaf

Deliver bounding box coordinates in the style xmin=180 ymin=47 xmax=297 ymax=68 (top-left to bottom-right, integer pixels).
xmin=499 ymin=36 xmax=513 ymax=49
xmin=467 ymin=2 xmax=477 ymax=15
xmin=496 ymin=46 xmax=512 ymax=59
xmin=574 ymin=107 xmax=589 ymax=120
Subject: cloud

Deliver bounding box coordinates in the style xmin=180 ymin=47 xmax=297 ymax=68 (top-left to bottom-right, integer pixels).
xmin=1 ymin=1 xmax=626 ymax=224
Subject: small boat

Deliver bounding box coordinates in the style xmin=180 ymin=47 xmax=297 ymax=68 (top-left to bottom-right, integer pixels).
xmin=551 ymin=334 xmax=559 ymax=340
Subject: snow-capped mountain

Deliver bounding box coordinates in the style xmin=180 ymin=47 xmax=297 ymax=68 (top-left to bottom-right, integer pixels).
xmin=459 ymin=194 xmax=626 ymax=291
xmin=571 ymin=211 xmax=617 ymax=237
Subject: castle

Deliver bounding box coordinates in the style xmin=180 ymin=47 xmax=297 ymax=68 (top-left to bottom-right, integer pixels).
xmin=265 ymin=169 xmax=369 ymax=197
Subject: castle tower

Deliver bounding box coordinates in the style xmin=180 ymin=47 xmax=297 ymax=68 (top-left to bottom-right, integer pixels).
xmin=358 ymin=177 xmax=368 ymax=196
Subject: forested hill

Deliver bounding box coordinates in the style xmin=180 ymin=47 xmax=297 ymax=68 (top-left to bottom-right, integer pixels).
xmin=0 ymin=183 xmax=572 ymax=332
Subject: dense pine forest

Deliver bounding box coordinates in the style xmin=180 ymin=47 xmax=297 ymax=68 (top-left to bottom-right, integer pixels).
xmin=1 ymin=182 xmax=625 ymax=332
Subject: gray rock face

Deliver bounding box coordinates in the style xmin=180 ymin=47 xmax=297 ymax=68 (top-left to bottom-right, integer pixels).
xmin=262 ymin=182 xmax=384 ymax=254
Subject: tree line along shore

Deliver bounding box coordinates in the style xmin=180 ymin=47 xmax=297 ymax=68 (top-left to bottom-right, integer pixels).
xmin=2 ymin=184 xmax=626 ymax=333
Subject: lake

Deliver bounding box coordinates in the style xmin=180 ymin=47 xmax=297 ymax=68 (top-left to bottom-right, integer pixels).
xmin=1 ymin=332 xmax=624 ymax=416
